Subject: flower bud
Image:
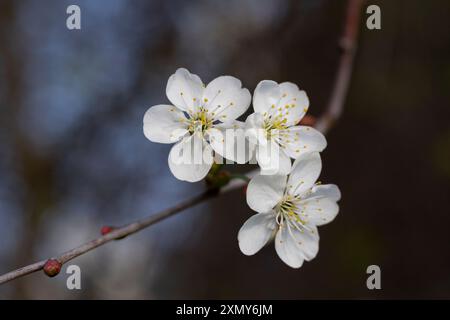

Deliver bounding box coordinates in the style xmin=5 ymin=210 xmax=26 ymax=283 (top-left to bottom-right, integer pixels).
xmin=43 ymin=259 xmax=62 ymax=277
xmin=101 ymin=225 xmax=127 ymax=240
xmin=101 ymin=226 xmax=115 ymax=235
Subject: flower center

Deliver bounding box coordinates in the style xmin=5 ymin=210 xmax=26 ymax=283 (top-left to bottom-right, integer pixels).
xmin=263 ymin=116 xmax=288 ymax=139
xmin=275 ymin=194 xmax=305 ymax=226
xmin=188 ymin=108 xmax=213 ymax=135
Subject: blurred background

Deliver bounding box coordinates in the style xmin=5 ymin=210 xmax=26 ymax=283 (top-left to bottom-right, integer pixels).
xmin=0 ymin=0 xmax=449 ymax=299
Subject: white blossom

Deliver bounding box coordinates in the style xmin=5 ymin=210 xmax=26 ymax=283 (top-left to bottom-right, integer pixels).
xmin=238 ymin=152 xmax=340 ymax=268
xmin=245 ymin=80 xmax=327 ymax=175
xmin=143 ymin=68 xmax=251 ymax=182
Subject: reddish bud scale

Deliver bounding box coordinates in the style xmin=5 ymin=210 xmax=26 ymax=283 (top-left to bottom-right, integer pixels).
xmin=101 ymin=226 xmax=115 ymax=235
xmin=43 ymin=259 xmax=62 ymax=277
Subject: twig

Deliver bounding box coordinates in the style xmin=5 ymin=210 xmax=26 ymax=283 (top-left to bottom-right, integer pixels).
xmin=0 ymin=0 xmax=364 ymax=285
xmin=0 ymin=187 xmax=221 ymax=284
xmin=315 ymin=0 xmax=365 ymax=134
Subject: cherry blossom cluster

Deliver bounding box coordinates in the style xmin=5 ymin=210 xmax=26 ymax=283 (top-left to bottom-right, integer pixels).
xmin=143 ymin=68 xmax=340 ymax=268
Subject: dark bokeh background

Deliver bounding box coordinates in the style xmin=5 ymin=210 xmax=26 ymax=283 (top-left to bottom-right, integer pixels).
xmin=0 ymin=0 xmax=449 ymax=299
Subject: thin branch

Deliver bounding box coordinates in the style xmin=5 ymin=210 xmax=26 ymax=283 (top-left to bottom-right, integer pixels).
xmin=0 ymin=0 xmax=364 ymax=285
xmin=0 ymin=187 xmax=221 ymax=284
xmin=315 ymin=0 xmax=365 ymax=134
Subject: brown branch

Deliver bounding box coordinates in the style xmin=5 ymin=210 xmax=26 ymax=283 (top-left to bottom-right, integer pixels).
xmin=0 ymin=188 xmax=221 ymax=284
xmin=0 ymin=0 xmax=364 ymax=285
xmin=315 ymin=0 xmax=365 ymax=134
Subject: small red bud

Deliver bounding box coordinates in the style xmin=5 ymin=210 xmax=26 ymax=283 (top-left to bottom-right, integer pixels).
xmin=242 ymin=184 xmax=248 ymax=195
xmin=101 ymin=226 xmax=115 ymax=235
xmin=43 ymin=259 xmax=62 ymax=277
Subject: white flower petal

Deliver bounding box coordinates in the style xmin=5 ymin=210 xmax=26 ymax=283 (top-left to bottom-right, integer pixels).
xmin=238 ymin=212 xmax=276 ymax=256
xmin=253 ymin=80 xmax=281 ymax=114
xmin=246 ymin=174 xmax=286 ymax=213
xmin=166 ymin=68 xmax=204 ymax=113
xmin=168 ymin=134 xmax=213 ymax=182
xmin=275 ymin=224 xmax=320 ymax=267
xmin=278 ymin=150 xmax=292 ymax=175
xmin=278 ymin=82 xmax=309 ymax=126
xmin=255 ymin=138 xmax=292 ymax=175
xmin=290 ymin=224 xmax=320 ymax=261
xmin=255 ymin=140 xmax=279 ymax=174
xmin=274 ymin=225 xmax=304 ymax=268
xmin=253 ymin=81 xmax=310 ymax=126
xmin=207 ymin=121 xmax=254 ymax=164
xmin=299 ymin=184 xmax=341 ymax=226
xmin=306 ymin=184 xmax=341 ymax=202
xmin=301 ymin=198 xmax=339 ymax=226
xmin=143 ymin=104 xmax=188 ymax=143
xmin=203 ymin=76 xmax=251 ymax=122
xmin=245 ymin=113 xmax=267 ymax=146
xmin=287 ymin=152 xmax=322 ymax=196
xmin=280 ymin=126 xmax=327 ymax=158
xmin=259 ymin=147 xmax=292 ymax=175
